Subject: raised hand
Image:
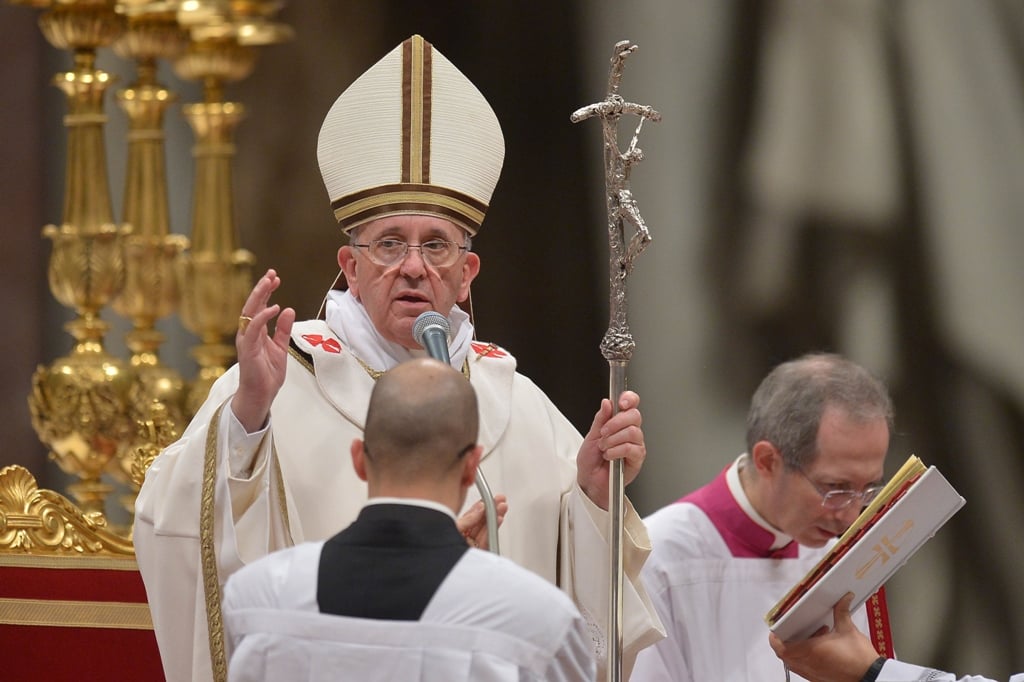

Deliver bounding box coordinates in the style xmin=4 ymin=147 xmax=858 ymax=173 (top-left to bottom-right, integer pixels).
xmin=231 ymin=269 xmax=297 ymax=433
xmin=576 ymin=391 xmax=646 ymax=510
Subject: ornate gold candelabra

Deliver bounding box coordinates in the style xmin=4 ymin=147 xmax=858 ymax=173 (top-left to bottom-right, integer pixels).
xmin=174 ymin=0 xmax=291 ymax=415
xmin=109 ymin=1 xmax=190 ymax=517
xmin=22 ymin=0 xmax=135 ymax=519
xmin=4 ymin=0 xmax=290 ymax=551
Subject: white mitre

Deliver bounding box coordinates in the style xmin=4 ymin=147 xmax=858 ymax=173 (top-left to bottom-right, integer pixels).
xmin=317 ymin=34 xmax=505 ymax=236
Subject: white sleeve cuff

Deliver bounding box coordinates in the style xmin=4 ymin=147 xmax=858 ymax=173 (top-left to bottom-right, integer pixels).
xmin=225 ymin=405 xmax=271 ymax=479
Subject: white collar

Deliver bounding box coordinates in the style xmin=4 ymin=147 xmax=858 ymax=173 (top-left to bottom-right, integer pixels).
xmin=362 ymin=497 xmax=458 ymax=522
xmin=324 ymin=289 xmax=473 ymax=373
xmin=728 ymin=453 xmax=794 ymax=550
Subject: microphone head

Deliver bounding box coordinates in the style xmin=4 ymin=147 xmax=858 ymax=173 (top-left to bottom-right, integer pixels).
xmin=413 ymin=311 xmax=451 ymax=346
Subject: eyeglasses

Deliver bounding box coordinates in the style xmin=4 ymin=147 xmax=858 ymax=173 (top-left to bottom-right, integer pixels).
xmin=794 ymin=467 xmax=884 ymax=511
xmin=351 ymin=238 xmax=469 ymax=268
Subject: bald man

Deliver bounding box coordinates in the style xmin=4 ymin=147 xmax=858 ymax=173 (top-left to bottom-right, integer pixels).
xmin=221 ymin=359 xmax=596 ymax=681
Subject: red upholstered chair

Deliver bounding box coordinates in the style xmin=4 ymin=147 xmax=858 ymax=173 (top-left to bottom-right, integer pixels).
xmin=0 ymin=465 xmax=165 ymax=681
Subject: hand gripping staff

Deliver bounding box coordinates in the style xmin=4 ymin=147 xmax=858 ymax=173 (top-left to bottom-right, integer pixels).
xmin=571 ymin=40 xmax=661 ymax=682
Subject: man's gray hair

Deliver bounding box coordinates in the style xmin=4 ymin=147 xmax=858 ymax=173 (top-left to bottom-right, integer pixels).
xmin=745 ymin=353 xmax=894 ymax=469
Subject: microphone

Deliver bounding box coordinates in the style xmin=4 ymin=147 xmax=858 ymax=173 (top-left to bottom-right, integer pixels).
xmin=413 ymin=311 xmax=451 ymax=364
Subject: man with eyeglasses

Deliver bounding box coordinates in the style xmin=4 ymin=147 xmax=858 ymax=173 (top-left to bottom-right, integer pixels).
xmin=220 ymin=358 xmax=596 ymax=681
xmin=632 ymin=353 xmax=893 ymax=682
xmin=134 ymin=34 xmax=662 ymax=682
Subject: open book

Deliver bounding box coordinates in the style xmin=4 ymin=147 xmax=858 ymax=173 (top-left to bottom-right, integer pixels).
xmin=765 ymin=455 xmax=965 ymax=641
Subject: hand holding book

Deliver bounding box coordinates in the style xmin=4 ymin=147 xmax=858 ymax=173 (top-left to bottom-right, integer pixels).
xmin=766 ymin=455 xmax=965 ymax=642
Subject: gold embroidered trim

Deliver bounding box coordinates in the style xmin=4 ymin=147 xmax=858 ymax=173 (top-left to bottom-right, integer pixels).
xmin=351 ymin=352 xmax=385 ymax=381
xmin=201 ymin=403 xmax=228 ymax=682
xmin=0 ymin=554 xmax=139 ymax=570
xmin=272 ymin=441 xmax=291 ymax=544
xmin=352 ymin=355 xmax=471 ymax=382
xmin=287 ymin=345 xmax=314 ymax=375
xmin=867 ymin=591 xmax=892 ymax=657
xmin=0 ymin=597 xmax=153 ymax=630
xmin=199 ymin=401 xmax=294 ymax=682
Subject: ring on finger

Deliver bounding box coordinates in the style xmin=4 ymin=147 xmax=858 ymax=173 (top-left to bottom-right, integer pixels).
xmin=238 ymin=315 xmax=253 ymax=333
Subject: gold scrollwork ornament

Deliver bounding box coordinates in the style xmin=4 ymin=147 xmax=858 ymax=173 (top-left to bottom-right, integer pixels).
xmin=0 ymin=465 xmax=133 ymax=555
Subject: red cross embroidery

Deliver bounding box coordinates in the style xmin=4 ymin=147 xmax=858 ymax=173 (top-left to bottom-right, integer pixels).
xmin=471 ymin=342 xmax=507 ymax=358
xmin=301 ymin=334 xmax=342 ymax=354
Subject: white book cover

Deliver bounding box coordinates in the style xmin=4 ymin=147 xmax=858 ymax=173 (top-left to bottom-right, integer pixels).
xmin=767 ymin=465 xmax=965 ymax=641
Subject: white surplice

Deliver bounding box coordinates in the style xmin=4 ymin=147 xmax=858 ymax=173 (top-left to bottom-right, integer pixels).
xmin=222 ymin=541 xmax=595 ymax=681
xmin=134 ymin=313 xmax=662 ymax=682
xmin=631 ymin=458 xmax=870 ymax=682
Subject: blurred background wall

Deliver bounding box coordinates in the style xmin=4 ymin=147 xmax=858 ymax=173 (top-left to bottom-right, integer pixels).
xmin=2 ymin=0 xmax=1021 ymax=676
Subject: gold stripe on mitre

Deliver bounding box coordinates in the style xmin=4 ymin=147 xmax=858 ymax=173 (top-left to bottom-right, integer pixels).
xmin=402 ymin=35 xmax=431 ymax=184
xmin=333 ymin=184 xmax=486 ymax=235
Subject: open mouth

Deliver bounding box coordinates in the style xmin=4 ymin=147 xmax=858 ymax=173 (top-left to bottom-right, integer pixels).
xmin=396 ymin=291 xmax=429 ymax=304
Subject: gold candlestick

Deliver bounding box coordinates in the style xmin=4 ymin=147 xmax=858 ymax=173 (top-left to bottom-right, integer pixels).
xmin=108 ymin=0 xmax=190 ymax=516
xmin=21 ymin=0 xmax=134 ymax=518
xmin=173 ymin=0 xmax=291 ymax=415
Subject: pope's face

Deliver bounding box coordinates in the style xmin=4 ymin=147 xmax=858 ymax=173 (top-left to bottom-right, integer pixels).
xmin=338 ymin=215 xmax=480 ymax=349
xmin=762 ymin=406 xmax=889 ymax=548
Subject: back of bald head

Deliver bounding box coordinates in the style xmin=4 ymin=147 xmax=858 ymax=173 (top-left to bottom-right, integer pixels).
xmin=363 ymin=358 xmax=479 ymax=484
